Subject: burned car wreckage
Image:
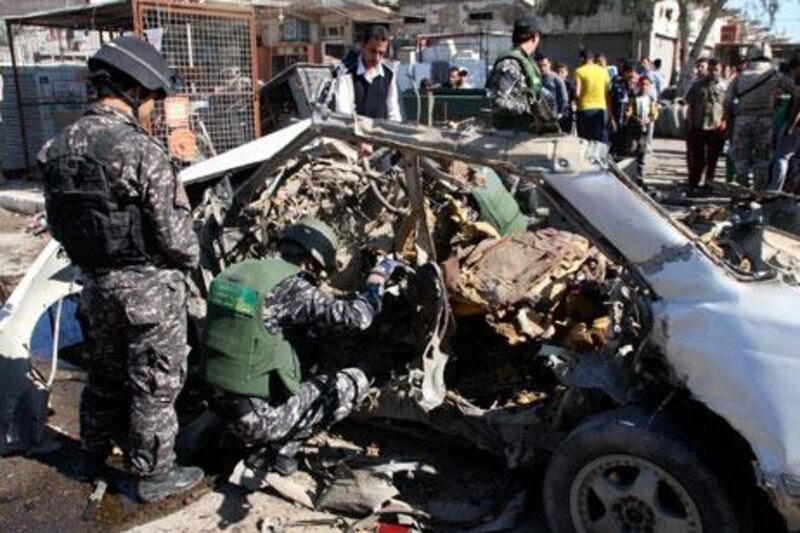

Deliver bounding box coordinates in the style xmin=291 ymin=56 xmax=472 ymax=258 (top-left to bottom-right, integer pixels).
xmin=2 ymin=109 xmax=800 ymax=532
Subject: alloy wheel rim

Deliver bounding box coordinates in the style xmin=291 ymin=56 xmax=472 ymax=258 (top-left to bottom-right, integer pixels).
xmin=568 ymin=453 xmax=703 ymax=533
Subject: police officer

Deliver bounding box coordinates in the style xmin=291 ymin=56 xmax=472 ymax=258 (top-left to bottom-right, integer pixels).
xmin=486 ymin=17 xmax=557 ymax=134
xmin=726 ymin=43 xmax=797 ymax=190
xmin=202 ymin=218 xmax=394 ymax=478
xmin=40 ymin=36 xmax=203 ymax=502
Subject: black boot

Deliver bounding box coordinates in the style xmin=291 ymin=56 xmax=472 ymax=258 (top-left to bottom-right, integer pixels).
xmin=138 ymin=465 xmax=204 ymax=502
xmin=244 ymin=448 xmax=297 ymax=477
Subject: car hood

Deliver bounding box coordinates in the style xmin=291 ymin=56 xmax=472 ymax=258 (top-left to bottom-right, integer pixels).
xmin=653 ymin=276 xmax=800 ymax=480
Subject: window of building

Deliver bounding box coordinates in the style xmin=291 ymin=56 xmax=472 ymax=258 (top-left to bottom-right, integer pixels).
xmin=322 ymin=25 xmax=344 ymax=38
xmin=403 ymin=15 xmax=427 ymax=24
xmin=280 ymin=18 xmax=311 ymax=43
xmin=468 ymin=12 xmax=494 ymax=22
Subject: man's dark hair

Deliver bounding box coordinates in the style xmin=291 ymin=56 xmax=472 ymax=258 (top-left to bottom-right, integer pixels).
xmin=361 ymin=25 xmax=389 ymax=45
xmin=594 ymin=52 xmax=607 ymax=62
xmin=621 ymin=61 xmax=635 ymax=73
xmin=653 ymin=58 xmax=662 ymax=69
xmin=579 ymin=49 xmax=593 ymax=62
xmin=512 ymin=16 xmax=539 ymax=47
xmin=449 ymin=66 xmax=460 ymax=75
xmin=707 ymin=57 xmax=720 ymax=68
xmin=553 ymin=62 xmax=566 ymax=71
xmin=695 ymin=57 xmax=709 ymax=66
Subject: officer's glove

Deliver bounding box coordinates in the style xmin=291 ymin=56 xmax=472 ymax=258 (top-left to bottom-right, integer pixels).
xmin=369 ymin=255 xmax=400 ymax=283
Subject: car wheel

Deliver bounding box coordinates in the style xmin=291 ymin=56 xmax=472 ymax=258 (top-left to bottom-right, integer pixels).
xmin=543 ymin=407 xmax=743 ymax=533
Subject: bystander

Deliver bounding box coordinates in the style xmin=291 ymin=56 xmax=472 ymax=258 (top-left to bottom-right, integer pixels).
xmin=685 ymin=58 xmax=728 ymax=192
xmin=574 ymin=50 xmax=610 ymax=142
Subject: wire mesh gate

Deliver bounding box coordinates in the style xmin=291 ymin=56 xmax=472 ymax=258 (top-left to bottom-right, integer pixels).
xmin=134 ymin=1 xmax=259 ymax=161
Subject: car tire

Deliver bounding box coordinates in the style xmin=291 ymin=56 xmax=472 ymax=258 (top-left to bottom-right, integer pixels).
xmin=543 ymin=406 xmax=743 ymax=533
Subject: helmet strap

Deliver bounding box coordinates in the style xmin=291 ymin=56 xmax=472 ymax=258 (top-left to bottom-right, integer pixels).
xmin=104 ymin=77 xmax=142 ymax=116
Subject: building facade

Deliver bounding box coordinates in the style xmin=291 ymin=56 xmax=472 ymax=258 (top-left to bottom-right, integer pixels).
xmin=254 ymin=0 xmax=395 ymax=80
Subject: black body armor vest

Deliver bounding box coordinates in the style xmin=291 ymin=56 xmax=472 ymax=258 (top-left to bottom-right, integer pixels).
xmin=43 ymin=123 xmax=160 ymax=269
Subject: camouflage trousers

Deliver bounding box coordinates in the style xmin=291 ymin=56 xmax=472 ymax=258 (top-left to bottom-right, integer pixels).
xmin=230 ymin=368 xmax=369 ymax=457
xmin=79 ymin=268 xmax=190 ymax=477
xmin=732 ymin=115 xmax=774 ymax=190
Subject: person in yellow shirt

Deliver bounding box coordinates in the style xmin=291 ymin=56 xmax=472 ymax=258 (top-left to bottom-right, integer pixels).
xmin=574 ymin=49 xmax=611 ymax=143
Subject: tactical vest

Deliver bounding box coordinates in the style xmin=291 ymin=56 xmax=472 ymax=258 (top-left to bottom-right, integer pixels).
xmin=202 ymin=258 xmax=302 ymax=400
xmin=492 ymin=49 xmax=545 ymax=131
xmin=471 ymin=167 xmax=527 ymax=236
xmin=43 ymin=122 xmax=160 ymax=269
xmin=494 ymin=49 xmax=543 ymax=94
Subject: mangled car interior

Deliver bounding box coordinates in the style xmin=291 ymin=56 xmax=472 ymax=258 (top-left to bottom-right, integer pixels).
xmin=4 ymin=109 xmax=800 ymax=531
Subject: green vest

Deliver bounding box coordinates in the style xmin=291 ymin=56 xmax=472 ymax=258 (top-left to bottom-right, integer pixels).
xmin=201 ymin=258 xmax=302 ymax=399
xmin=471 ymin=166 xmax=527 ymax=236
xmin=494 ymin=48 xmax=543 ymax=94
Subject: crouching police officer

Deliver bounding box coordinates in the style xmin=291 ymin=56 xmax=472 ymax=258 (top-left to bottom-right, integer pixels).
xmin=41 ymin=36 xmax=203 ymax=501
xmin=202 ymin=219 xmax=394 ymax=477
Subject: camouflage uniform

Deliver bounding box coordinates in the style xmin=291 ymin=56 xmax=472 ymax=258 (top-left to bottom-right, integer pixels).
xmin=219 ymin=271 xmax=377 ymax=456
xmin=487 ymin=57 xmax=533 ymax=124
xmin=727 ymin=62 xmax=797 ymax=189
xmin=42 ymin=104 xmax=199 ymax=477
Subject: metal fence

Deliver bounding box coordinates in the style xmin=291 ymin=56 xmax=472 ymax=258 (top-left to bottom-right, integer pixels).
xmin=135 ymin=1 xmax=259 ymax=160
xmin=3 ymin=0 xmax=259 ymax=171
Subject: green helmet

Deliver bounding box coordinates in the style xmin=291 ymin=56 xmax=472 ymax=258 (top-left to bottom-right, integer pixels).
xmin=279 ymin=218 xmax=339 ymax=271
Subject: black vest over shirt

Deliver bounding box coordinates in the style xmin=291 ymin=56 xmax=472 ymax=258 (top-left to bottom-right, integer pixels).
xmin=347 ymin=59 xmax=393 ymax=120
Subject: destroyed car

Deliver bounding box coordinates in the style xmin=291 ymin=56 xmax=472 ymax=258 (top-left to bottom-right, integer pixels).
xmin=2 ymin=110 xmax=800 ymax=532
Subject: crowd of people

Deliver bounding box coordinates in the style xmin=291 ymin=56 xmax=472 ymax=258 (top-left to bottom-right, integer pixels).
xmin=484 ymin=17 xmax=668 ymax=184
xmin=483 ymin=17 xmax=800 ymax=194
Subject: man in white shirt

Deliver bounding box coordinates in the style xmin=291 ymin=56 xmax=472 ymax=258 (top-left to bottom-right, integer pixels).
xmin=333 ymin=26 xmax=402 ymax=123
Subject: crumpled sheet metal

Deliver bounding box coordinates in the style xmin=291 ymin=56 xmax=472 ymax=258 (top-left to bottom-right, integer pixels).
xmin=316 ymin=467 xmax=400 ymax=516
xmin=543 ymin=167 xmax=800 ymax=484
xmin=446 ymin=228 xmax=606 ymax=344
xmin=221 ymin=156 xmax=399 ymax=289
xmin=370 ymin=386 xmax=548 ymax=468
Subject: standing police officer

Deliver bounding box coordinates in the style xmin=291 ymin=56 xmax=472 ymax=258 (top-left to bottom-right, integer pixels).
xmin=41 ymin=36 xmax=203 ymax=502
xmin=202 ymin=218 xmax=393 ymax=479
xmin=486 ymin=17 xmax=557 ymax=134
xmin=726 ymin=43 xmax=797 ymax=190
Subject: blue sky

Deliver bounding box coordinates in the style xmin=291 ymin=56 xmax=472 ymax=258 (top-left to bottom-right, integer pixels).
xmin=729 ymin=0 xmax=800 ymax=41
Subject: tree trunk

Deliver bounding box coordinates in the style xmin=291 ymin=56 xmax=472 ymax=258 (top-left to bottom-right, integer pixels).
xmin=677 ymin=0 xmax=727 ymax=92
xmin=676 ymin=0 xmax=690 ymax=86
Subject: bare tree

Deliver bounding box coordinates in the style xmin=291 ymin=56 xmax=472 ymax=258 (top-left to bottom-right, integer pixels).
xmin=676 ymin=0 xmax=728 ymax=87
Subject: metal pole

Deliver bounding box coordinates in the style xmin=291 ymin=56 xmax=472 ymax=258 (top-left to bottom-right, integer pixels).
xmin=249 ymin=7 xmax=261 ymax=138
xmin=7 ymin=21 xmax=30 ymax=170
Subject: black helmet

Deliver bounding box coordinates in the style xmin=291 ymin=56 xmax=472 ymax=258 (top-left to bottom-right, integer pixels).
xmin=513 ymin=16 xmax=539 ymax=45
xmin=88 ymin=35 xmax=176 ymax=97
xmin=279 ymin=218 xmax=339 ymax=271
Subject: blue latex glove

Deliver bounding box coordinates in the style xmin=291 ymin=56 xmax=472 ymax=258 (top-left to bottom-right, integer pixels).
xmin=370 ymin=255 xmax=399 ymax=281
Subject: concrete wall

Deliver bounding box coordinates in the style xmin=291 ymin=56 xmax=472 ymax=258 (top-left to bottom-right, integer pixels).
xmin=394 ymin=0 xmax=535 ymax=37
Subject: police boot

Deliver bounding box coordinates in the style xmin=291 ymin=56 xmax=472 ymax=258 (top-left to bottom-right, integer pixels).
xmin=137 ymin=465 xmax=204 ymax=502
xmin=244 ymin=448 xmax=297 ymax=477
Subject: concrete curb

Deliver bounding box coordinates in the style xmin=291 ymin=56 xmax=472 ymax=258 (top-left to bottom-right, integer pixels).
xmin=0 ymin=190 xmax=45 ymax=216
